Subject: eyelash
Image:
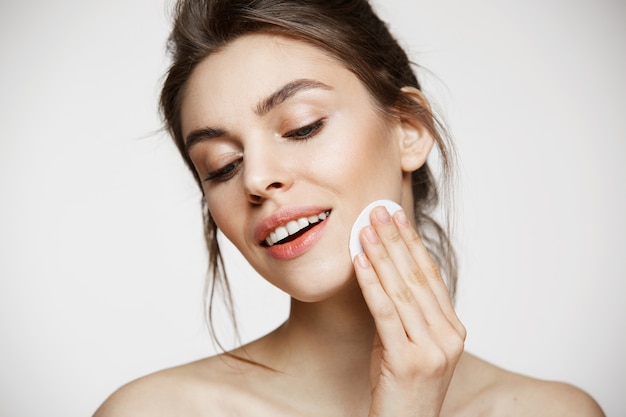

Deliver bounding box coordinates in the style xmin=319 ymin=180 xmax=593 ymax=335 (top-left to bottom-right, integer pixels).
xmin=203 ymin=119 xmax=325 ymax=183
xmin=204 ymin=159 xmax=242 ymax=183
xmin=284 ymin=119 xmax=325 ymax=140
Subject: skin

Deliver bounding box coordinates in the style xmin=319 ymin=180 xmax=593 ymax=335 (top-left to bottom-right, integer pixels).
xmin=94 ymin=34 xmax=605 ymax=417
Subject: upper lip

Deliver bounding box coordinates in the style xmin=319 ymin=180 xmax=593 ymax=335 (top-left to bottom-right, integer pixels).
xmin=254 ymin=206 xmax=331 ymax=244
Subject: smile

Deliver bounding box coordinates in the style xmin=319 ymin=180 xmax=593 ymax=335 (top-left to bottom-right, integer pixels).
xmin=263 ymin=210 xmax=330 ymax=247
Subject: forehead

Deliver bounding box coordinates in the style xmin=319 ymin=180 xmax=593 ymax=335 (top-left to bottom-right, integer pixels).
xmin=180 ymin=34 xmax=364 ymax=129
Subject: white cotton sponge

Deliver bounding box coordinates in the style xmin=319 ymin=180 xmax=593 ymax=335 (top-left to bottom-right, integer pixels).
xmin=349 ymin=199 xmax=402 ymax=260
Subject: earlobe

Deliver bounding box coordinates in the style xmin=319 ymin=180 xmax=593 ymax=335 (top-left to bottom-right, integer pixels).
xmin=397 ymin=86 xmax=435 ymax=172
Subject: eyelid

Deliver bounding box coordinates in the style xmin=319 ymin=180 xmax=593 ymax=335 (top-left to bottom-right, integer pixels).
xmin=204 ymin=157 xmax=243 ymax=183
xmin=283 ymin=118 xmax=325 ymax=140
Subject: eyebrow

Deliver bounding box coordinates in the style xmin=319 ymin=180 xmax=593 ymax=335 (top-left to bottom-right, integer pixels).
xmin=184 ymin=78 xmax=331 ymax=151
xmin=255 ymin=78 xmax=332 ymax=116
xmin=184 ymin=127 xmax=226 ymax=152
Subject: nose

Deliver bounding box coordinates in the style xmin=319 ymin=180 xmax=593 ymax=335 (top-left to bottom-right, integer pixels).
xmin=243 ymin=144 xmax=292 ymax=204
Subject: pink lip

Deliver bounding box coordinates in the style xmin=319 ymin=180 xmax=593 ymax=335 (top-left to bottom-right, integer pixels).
xmin=254 ymin=206 xmax=331 ymax=242
xmin=265 ymin=217 xmax=329 ymax=260
xmin=254 ymin=206 xmax=331 ymax=260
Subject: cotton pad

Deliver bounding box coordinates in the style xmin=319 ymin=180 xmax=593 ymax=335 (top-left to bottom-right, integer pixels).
xmin=349 ymin=199 xmax=402 ymax=260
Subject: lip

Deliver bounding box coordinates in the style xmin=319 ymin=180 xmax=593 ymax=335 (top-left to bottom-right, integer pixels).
xmin=255 ymin=206 xmax=331 ymax=260
xmin=254 ymin=205 xmax=331 ymax=243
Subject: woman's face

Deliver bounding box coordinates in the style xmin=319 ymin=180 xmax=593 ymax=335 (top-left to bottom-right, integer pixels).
xmin=181 ymin=34 xmax=415 ymax=302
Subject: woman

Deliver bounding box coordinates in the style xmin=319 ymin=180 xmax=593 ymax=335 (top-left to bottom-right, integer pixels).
xmin=95 ymin=1 xmax=604 ymax=415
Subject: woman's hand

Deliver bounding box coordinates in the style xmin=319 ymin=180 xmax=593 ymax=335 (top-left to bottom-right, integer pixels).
xmin=353 ymin=206 xmax=466 ymax=417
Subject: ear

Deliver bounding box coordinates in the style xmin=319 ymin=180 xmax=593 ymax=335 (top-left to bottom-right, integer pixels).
xmin=396 ymin=86 xmax=435 ymax=173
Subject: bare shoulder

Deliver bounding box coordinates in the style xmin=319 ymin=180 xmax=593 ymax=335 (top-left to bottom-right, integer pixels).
xmin=510 ymin=379 xmax=606 ymax=417
xmin=92 ymin=370 xmax=188 ymax=417
xmin=448 ymin=353 xmax=605 ymax=417
xmin=92 ymin=355 xmax=243 ymax=417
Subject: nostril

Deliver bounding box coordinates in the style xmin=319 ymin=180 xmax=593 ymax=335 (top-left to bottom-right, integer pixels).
xmin=267 ymin=182 xmax=282 ymax=189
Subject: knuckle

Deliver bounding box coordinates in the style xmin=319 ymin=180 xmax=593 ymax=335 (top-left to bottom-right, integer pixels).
xmin=443 ymin=329 xmax=466 ymax=358
xmin=360 ymin=270 xmax=380 ymax=287
xmin=421 ymin=348 xmax=449 ymax=375
xmin=431 ymin=262 xmax=443 ymax=280
xmin=448 ymin=337 xmax=465 ymax=358
xmin=404 ymin=227 xmax=421 ymax=246
xmin=393 ymin=346 xmax=454 ymax=380
xmin=382 ymin=228 xmax=403 ymax=244
xmin=406 ymin=268 xmax=427 ymax=286
xmin=446 ymin=316 xmax=467 ymax=343
xmin=457 ymin=322 xmax=467 ymax=342
xmin=425 ymin=258 xmax=442 ymax=279
xmin=394 ymin=286 xmax=415 ymax=303
xmin=376 ymin=302 xmax=397 ymax=321
xmin=372 ymin=248 xmax=391 ymax=262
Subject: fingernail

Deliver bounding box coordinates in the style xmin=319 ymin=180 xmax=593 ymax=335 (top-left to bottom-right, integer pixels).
xmin=364 ymin=226 xmax=379 ymax=244
xmin=394 ymin=210 xmax=409 ymax=226
xmin=355 ymin=253 xmax=370 ymax=268
xmin=374 ymin=206 xmax=391 ymax=223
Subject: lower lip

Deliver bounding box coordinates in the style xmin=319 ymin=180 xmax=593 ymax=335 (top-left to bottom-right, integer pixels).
xmin=264 ymin=215 xmax=330 ymax=260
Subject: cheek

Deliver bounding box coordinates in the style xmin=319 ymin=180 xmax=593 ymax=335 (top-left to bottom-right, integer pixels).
xmin=204 ymin=187 xmax=245 ymax=242
xmin=309 ymin=121 xmax=398 ymax=190
xmin=307 ymin=141 xmax=357 ymax=178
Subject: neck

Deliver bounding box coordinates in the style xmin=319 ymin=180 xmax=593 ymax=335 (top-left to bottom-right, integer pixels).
xmin=265 ymin=278 xmax=376 ymax=379
xmin=234 ymin=279 xmax=377 ymax=415
xmin=289 ymin=278 xmax=375 ymax=347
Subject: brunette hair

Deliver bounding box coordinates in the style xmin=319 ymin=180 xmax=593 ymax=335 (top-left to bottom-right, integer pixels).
xmin=160 ymin=0 xmax=457 ymax=350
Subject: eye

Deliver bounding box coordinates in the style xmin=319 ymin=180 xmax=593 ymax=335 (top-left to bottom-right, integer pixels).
xmin=204 ymin=159 xmax=242 ymax=183
xmin=284 ymin=119 xmax=325 ymax=140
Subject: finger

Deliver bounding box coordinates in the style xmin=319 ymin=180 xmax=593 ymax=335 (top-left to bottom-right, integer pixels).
xmin=359 ymin=237 xmax=437 ymax=347
xmin=353 ymin=252 xmax=408 ymax=346
xmin=367 ymin=207 xmax=449 ymax=334
xmin=391 ymin=210 xmax=466 ymax=338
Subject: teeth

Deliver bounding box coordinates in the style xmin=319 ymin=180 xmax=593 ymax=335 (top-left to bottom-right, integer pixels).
xmin=286 ymin=220 xmax=299 ymax=234
xmin=264 ymin=211 xmax=329 ymax=246
xmin=274 ymin=226 xmax=288 ymax=241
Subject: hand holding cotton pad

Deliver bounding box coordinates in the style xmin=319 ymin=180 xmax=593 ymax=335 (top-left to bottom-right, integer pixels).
xmin=349 ymin=199 xmax=403 ymax=260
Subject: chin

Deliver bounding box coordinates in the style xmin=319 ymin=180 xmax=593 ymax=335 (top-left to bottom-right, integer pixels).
xmin=280 ymin=260 xmax=358 ymax=304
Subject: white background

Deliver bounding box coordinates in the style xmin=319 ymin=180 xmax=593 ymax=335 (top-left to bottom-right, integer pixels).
xmin=1 ymin=1 xmax=624 ymax=416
